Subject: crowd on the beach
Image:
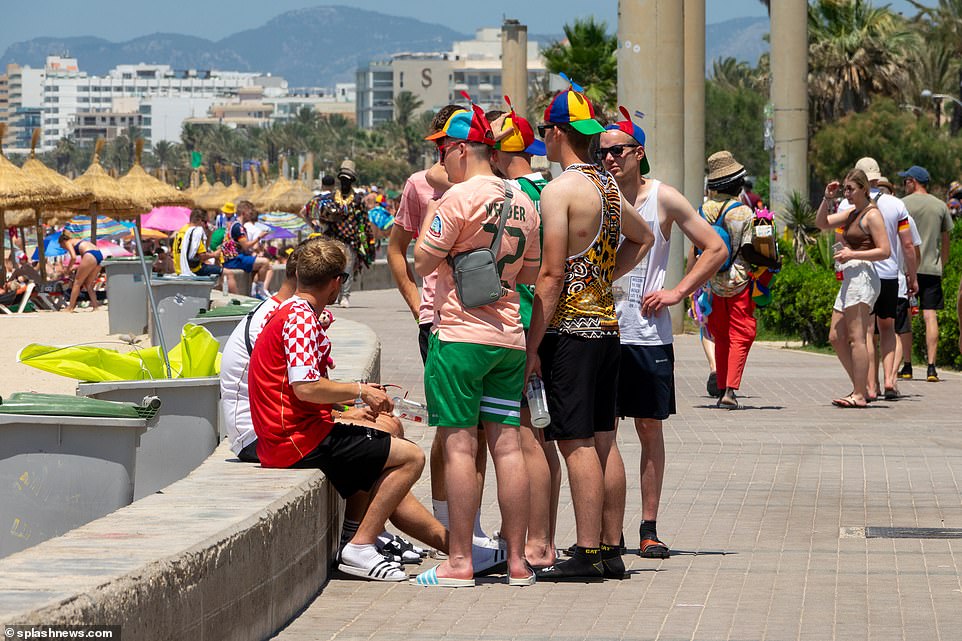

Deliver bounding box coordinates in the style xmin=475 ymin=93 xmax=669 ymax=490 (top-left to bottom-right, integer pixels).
xmin=212 ymin=77 xmax=959 ymax=590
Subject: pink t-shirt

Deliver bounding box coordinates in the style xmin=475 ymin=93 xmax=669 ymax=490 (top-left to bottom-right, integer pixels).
xmin=394 ymin=170 xmax=440 ymax=324
xmin=419 ymin=175 xmax=541 ymax=350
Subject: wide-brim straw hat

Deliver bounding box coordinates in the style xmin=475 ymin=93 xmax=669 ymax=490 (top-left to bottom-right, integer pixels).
xmin=118 ymin=140 xmax=192 ymax=208
xmin=706 ymin=150 xmax=746 ymax=184
xmin=73 ymin=140 xmax=152 ymax=215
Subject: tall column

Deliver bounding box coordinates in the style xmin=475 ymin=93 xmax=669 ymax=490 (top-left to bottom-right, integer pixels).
xmin=684 ymin=0 xmax=705 ymax=208
xmin=770 ymin=0 xmax=809 ymax=218
xmin=618 ymin=0 xmax=686 ymax=332
xmin=501 ymin=19 xmax=528 ymax=119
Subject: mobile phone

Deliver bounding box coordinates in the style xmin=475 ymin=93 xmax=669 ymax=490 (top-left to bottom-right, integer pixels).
xmin=832 ymin=242 xmax=843 ymax=253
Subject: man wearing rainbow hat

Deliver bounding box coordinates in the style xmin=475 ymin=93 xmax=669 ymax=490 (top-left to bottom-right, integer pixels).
xmin=525 ymin=77 xmax=654 ymax=582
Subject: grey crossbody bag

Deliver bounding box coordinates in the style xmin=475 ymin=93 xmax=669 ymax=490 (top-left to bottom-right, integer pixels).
xmin=446 ymin=181 xmax=514 ymax=309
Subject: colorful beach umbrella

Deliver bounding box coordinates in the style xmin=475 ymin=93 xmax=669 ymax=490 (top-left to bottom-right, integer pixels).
xmin=96 ymin=239 xmax=134 ymax=258
xmin=261 ymin=224 xmax=297 ymax=241
xmin=65 ymin=214 xmax=134 ymax=238
xmin=260 ymin=211 xmax=311 ymax=232
xmin=142 ymin=206 xmax=190 ymax=232
xmin=31 ymin=231 xmax=67 ymax=261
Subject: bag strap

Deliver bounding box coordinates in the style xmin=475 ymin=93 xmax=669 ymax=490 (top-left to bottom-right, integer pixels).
xmin=488 ymin=180 xmax=514 ymax=260
xmin=244 ymin=299 xmax=269 ymax=356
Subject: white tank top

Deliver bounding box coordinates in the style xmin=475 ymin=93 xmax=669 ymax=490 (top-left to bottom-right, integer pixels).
xmin=613 ymin=180 xmax=673 ymax=345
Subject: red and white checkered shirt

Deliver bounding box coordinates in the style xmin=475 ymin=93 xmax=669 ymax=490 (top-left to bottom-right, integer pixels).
xmin=249 ymin=295 xmax=334 ymax=467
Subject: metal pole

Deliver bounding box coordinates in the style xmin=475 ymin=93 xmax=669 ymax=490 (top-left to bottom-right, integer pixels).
xmin=133 ymin=224 xmax=171 ymax=378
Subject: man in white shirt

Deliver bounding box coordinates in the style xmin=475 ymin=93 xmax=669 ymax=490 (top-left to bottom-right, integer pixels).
xmin=600 ymin=108 xmax=727 ymax=559
xmin=179 ymin=209 xmax=223 ymax=277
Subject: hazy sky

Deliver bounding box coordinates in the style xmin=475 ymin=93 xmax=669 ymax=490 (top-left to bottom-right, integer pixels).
xmin=0 ymin=1 xmax=928 ymax=54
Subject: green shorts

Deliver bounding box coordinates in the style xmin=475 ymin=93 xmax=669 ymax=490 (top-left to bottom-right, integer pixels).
xmin=424 ymin=333 xmax=525 ymax=428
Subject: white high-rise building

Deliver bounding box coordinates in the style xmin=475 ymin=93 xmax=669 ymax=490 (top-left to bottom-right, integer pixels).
xmin=35 ymin=56 xmax=287 ymax=151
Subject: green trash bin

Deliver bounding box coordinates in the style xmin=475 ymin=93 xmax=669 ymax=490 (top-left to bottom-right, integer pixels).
xmin=190 ymin=301 xmax=260 ymax=351
xmin=0 ymin=393 xmax=160 ymax=559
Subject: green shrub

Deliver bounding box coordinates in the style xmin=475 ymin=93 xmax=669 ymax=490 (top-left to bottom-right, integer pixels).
xmin=757 ymin=258 xmax=839 ymax=346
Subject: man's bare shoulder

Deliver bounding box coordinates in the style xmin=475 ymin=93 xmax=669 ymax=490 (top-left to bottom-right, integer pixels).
xmin=541 ymin=170 xmax=587 ymax=198
xmin=654 ymin=182 xmax=697 ymax=220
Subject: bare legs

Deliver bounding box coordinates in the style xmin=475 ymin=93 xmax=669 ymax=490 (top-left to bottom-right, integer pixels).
xmin=65 ymin=254 xmax=100 ymax=312
xmin=829 ymin=303 xmax=873 ymax=405
xmin=433 ymin=424 xmax=528 ymax=581
xmin=923 ymin=309 xmax=939 ymax=366
xmin=634 ymin=418 xmax=666 ymax=524
xmin=519 ymin=409 xmax=560 ymax=566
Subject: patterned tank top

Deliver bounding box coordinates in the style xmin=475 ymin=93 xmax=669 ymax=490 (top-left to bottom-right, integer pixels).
xmin=550 ymin=163 xmax=622 ymax=338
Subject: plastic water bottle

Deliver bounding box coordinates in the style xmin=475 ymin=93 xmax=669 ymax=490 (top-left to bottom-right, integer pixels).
xmin=392 ymin=397 xmax=429 ymax=423
xmin=525 ymin=376 xmax=551 ymax=429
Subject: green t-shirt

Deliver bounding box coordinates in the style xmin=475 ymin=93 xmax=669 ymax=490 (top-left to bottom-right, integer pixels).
xmin=209 ymin=227 xmax=226 ymax=251
xmin=903 ymin=192 xmax=953 ymax=276
xmin=514 ymin=175 xmax=547 ymax=329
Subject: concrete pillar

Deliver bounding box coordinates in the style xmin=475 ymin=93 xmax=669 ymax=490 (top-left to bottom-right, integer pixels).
xmin=501 ymin=20 xmax=528 ymax=119
xmin=684 ymin=0 xmax=706 ymax=208
xmin=770 ymin=0 xmax=809 ymax=218
xmin=618 ymin=0 xmax=686 ymax=332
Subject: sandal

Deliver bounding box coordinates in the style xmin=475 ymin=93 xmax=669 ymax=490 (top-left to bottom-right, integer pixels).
xmin=832 ymin=395 xmax=867 ymax=408
xmin=883 ymin=387 xmax=899 ymax=401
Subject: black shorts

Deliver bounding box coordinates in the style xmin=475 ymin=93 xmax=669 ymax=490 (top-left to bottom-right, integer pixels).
xmin=895 ymin=297 xmax=912 ymax=335
xmin=873 ymin=278 xmax=898 ymax=319
xmin=616 ymin=344 xmax=676 ymax=420
xmin=539 ymin=332 xmax=620 ymax=442
xmin=418 ymin=322 xmax=432 ymax=365
xmin=291 ymin=423 xmax=392 ymax=498
xmin=917 ymin=274 xmax=944 ymax=310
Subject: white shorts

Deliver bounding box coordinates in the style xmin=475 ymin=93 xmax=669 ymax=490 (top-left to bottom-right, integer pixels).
xmin=833 ymin=260 xmax=880 ymax=312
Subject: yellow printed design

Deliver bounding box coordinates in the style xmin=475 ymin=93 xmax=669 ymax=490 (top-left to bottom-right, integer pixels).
xmin=550 ymin=164 xmax=622 ymax=338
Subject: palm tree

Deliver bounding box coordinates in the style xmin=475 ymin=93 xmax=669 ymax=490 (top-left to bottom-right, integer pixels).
xmin=782 ymin=191 xmax=818 ymax=263
xmin=908 ymin=0 xmax=962 ymax=133
xmin=541 ymin=17 xmax=618 ymax=113
xmin=711 ymin=57 xmax=765 ymax=92
xmin=393 ymin=91 xmax=423 ymax=127
xmin=808 ymin=0 xmax=915 ymax=125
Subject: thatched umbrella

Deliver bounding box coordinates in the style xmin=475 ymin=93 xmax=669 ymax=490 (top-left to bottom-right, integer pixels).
xmin=0 ymin=124 xmax=76 ymax=270
xmin=236 ymin=166 xmax=263 ymax=206
xmin=119 ymin=140 xmax=193 ymax=208
xmin=187 ymin=168 xmax=210 ymax=202
xmin=255 ymin=177 xmax=295 ymax=212
xmin=221 ymin=171 xmax=245 ymax=208
xmin=266 ymin=178 xmax=314 ymax=214
xmin=19 ymin=129 xmax=93 ymax=272
xmin=73 ymin=140 xmax=152 ymax=243
xmin=196 ymin=179 xmax=228 ymax=212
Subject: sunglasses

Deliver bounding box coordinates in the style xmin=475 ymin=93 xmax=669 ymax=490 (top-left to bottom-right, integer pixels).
xmin=437 ymin=140 xmax=460 ymax=162
xmin=337 ymin=272 xmax=350 ymax=281
xmin=593 ymin=144 xmax=640 ymax=163
xmin=537 ymin=124 xmax=557 ymax=138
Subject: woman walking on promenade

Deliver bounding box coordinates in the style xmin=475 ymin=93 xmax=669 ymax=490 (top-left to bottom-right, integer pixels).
xmin=817 ymin=169 xmax=890 ymax=408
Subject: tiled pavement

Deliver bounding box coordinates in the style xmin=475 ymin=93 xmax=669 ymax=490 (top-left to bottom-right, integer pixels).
xmin=275 ymin=288 xmax=962 ymax=641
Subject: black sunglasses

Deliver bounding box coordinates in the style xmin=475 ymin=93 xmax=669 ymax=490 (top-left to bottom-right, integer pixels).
xmin=537 ymin=124 xmax=557 ymax=138
xmin=337 ymin=272 xmax=350 ymax=281
xmin=593 ymin=144 xmax=640 ymax=162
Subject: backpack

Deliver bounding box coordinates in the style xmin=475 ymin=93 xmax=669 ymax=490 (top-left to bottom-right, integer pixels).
xmin=219 ymin=222 xmax=242 ymax=261
xmin=696 ymin=199 xmax=742 ymax=272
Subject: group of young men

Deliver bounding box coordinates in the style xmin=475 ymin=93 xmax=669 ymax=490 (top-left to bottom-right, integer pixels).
xmin=217 ymin=80 xmax=773 ymax=587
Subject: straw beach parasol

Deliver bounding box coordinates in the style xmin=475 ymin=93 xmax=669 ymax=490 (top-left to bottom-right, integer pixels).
xmin=118 ymin=140 xmax=193 ymax=208
xmin=73 ymin=140 xmax=152 ymax=242
xmin=1 ymin=125 xmax=77 ymax=269
xmin=266 ymin=178 xmax=313 ymax=214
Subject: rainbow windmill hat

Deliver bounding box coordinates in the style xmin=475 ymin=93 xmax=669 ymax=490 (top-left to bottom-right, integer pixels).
xmin=425 ymin=92 xmax=495 ymax=144
xmin=495 ymin=95 xmax=546 ymax=156
xmin=605 ymin=105 xmax=650 ymax=175
xmin=543 ymin=73 xmax=605 ymax=135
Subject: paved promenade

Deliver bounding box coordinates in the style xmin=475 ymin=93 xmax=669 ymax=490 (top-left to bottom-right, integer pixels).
xmin=275 ymin=289 xmax=962 ymax=641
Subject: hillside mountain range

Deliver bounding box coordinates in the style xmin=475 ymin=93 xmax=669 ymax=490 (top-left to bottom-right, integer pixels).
xmin=1 ymin=6 xmax=770 ymax=87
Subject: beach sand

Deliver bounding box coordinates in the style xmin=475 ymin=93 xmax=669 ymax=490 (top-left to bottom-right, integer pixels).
xmin=0 ymin=308 xmax=145 ymax=398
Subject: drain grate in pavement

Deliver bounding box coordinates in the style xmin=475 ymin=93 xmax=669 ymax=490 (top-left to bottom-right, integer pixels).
xmin=865 ymin=527 xmax=962 ymax=539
